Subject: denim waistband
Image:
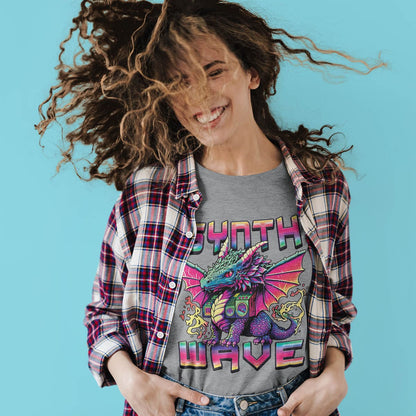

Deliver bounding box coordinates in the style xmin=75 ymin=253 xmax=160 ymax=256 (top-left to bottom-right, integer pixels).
xmin=162 ymin=370 xmax=309 ymax=416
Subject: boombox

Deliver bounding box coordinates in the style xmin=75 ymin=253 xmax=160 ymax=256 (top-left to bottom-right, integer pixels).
xmin=203 ymin=293 xmax=257 ymax=319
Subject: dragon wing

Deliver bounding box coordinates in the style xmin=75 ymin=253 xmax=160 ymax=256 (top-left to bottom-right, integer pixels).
xmin=255 ymin=250 xmax=306 ymax=314
xmin=182 ymin=262 xmax=209 ymax=307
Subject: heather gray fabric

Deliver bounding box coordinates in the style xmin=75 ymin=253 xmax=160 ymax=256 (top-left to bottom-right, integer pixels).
xmin=163 ymin=161 xmax=312 ymax=395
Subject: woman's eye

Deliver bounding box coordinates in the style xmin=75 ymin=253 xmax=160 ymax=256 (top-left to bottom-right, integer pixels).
xmin=208 ymin=69 xmax=224 ymax=78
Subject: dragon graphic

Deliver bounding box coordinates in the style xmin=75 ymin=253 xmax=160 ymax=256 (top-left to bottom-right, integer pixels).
xmin=182 ymin=238 xmax=306 ymax=346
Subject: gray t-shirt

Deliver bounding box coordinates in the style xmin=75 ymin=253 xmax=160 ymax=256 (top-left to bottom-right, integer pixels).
xmin=163 ymin=161 xmax=312 ymax=395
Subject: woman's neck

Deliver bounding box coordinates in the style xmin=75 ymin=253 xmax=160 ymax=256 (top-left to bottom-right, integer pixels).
xmin=197 ymin=131 xmax=282 ymax=176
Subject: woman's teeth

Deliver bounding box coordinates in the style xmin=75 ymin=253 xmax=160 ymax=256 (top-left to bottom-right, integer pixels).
xmin=195 ymin=107 xmax=225 ymax=124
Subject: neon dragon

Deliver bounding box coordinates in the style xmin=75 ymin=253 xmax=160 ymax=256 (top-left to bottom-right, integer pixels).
xmin=182 ymin=238 xmax=306 ymax=346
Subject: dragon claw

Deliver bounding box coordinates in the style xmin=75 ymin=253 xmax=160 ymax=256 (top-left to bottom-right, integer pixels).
xmin=222 ymin=336 xmax=240 ymax=347
xmin=203 ymin=338 xmax=219 ymax=345
xmin=253 ymin=335 xmax=272 ymax=344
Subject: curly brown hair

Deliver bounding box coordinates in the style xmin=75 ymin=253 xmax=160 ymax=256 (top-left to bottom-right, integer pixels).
xmin=35 ymin=0 xmax=385 ymax=190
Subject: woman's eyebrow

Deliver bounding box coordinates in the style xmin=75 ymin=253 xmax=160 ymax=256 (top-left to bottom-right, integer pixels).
xmin=166 ymin=60 xmax=226 ymax=82
xmin=203 ymin=60 xmax=226 ymax=71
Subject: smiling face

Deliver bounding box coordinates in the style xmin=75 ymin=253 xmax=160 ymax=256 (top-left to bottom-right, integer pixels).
xmin=167 ymin=36 xmax=260 ymax=149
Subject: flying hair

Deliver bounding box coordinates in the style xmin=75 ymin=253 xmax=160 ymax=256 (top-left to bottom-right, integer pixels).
xmin=35 ymin=0 xmax=386 ymax=190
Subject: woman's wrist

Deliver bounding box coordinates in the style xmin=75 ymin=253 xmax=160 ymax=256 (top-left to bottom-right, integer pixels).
xmin=323 ymin=347 xmax=346 ymax=374
xmin=107 ymin=350 xmax=147 ymax=389
xmin=320 ymin=347 xmax=348 ymax=398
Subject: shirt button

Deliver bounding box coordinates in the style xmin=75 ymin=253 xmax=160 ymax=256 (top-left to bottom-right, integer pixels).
xmin=156 ymin=331 xmax=164 ymax=339
xmin=239 ymin=400 xmax=249 ymax=411
xmin=185 ymin=231 xmax=193 ymax=238
xmin=192 ymin=193 xmax=200 ymax=201
xmin=168 ymin=281 xmax=176 ymax=289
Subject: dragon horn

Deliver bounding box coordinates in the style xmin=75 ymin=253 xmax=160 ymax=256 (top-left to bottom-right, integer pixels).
xmin=239 ymin=241 xmax=267 ymax=264
xmin=218 ymin=237 xmax=229 ymax=258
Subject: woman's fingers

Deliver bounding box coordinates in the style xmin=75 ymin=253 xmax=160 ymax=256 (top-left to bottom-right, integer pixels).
xmin=173 ymin=382 xmax=210 ymax=406
xmin=277 ymin=392 xmax=300 ymax=416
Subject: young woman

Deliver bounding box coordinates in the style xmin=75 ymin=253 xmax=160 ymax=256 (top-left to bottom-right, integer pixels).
xmin=36 ymin=1 xmax=384 ymax=415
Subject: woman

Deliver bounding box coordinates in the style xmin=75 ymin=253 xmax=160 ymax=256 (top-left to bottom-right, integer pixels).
xmin=36 ymin=0 xmax=383 ymax=415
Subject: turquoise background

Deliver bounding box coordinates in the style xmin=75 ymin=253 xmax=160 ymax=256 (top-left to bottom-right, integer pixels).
xmin=1 ymin=0 xmax=414 ymax=414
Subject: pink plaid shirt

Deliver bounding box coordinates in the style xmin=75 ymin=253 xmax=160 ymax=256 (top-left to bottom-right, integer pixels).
xmin=84 ymin=138 xmax=356 ymax=416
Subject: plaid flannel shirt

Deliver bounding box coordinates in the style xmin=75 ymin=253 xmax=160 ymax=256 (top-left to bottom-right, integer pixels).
xmin=84 ymin=138 xmax=356 ymax=416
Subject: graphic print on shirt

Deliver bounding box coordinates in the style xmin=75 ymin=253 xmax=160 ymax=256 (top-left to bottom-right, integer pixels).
xmin=175 ymin=216 xmax=309 ymax=373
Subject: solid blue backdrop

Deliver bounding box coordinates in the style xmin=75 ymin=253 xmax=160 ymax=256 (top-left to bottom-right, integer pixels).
xmin=1 ymin=1 xmax=414 ymax=415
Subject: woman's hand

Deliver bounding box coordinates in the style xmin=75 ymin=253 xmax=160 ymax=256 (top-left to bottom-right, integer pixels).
xmin=277 ymin=347 xmax=348 ymax=416
xmin=107 ymin=350 xmax=209 ymax=416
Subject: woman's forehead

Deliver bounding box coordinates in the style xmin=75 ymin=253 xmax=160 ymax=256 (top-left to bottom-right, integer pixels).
xmin=170 ymin=35 xmax=238 ymax=75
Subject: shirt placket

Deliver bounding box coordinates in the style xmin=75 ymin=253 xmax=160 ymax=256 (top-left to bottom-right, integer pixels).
xmin=152 ymin=189 xmax=203 ymax=373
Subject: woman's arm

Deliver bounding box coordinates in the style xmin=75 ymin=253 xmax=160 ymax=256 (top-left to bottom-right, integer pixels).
xmin=325 ymin=176 xmax=356 ymax=369
xmin=84 ymin=201 xmax=133 ymax=387
xmin=277 ymin=347 xmax=348 ymax=416
xmin=278 ymin=174 xmax=354 ymax=416
xmin=107 ymin=350 xmax=209 ymax=416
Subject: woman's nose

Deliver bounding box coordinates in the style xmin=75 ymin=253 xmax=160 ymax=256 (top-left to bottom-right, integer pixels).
xmin=182 ymin=79 xmax=215 ymax=104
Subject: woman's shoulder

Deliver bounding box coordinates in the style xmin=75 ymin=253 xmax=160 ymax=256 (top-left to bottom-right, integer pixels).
xmin=126 ymin=163 xmax=171 ymax=186
xmin=303 ymin=163 xmax=351 ymax=214
xmin=323 ymin=164 xmax=351 ymax=199
xmin=278 ymin=138 xmax=350 ymax=199
xmin=112 ymin=164 xmax=172 ymax=212
xmin=119 ymin=163 xmax=172 ymax=196
xmin=108 ymin=164 xmax=173 ymax=230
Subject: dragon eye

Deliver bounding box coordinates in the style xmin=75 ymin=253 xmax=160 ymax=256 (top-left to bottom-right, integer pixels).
xmin=225 ymin=271 xmax=233 ymax=278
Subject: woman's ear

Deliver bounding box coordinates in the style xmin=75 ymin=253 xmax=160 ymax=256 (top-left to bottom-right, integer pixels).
xmin=248 ymin=68 xmax=260 ymax=90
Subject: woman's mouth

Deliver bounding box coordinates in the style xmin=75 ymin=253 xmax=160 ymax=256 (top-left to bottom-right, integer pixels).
xmin=194 ymin=106 xmax=226 ymax=125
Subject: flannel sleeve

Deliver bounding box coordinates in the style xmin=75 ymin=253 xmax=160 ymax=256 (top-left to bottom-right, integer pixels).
xmin=84 ymin=199 xmax=132 ymax=387
xmin=327 ymin=182 xmax=357 ymax=369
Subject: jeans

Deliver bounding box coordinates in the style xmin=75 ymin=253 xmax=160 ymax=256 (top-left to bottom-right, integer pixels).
xmin=162 ymin=370 xmax=309 ymax=416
